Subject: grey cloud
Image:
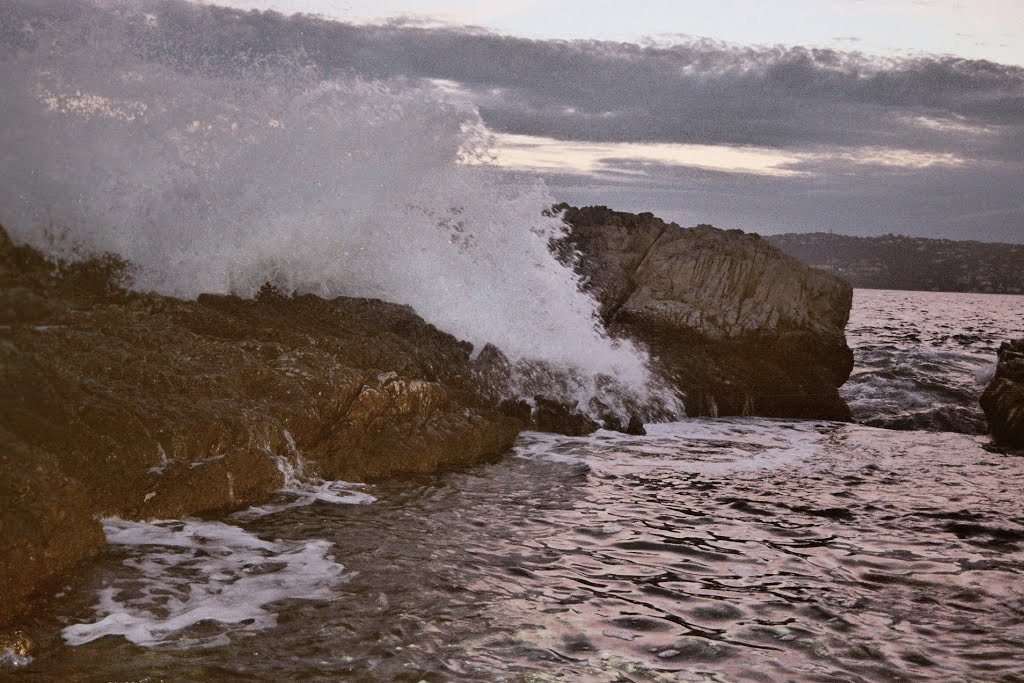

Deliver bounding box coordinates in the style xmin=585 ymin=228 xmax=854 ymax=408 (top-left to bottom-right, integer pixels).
xmin=7 ymin=0 xmax=1021 ymax=156
xmin=3 ymin=0 xmax=1021 ymax=241
xmin=542 ymin=158 xmax=1024 ymax=243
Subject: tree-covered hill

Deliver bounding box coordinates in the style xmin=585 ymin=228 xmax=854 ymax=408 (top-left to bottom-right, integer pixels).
xmin=767 ymin=233 xmax=1024 ymax=294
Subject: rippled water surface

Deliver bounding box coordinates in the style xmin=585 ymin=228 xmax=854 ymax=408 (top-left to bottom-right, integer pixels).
xmin=9 ymin=290 xmax=1024 ymax=680
xmin=12 ymin=420 xmax=1024 ymax=681
xmin=843 ymin=289 xmax=1024 ymax=433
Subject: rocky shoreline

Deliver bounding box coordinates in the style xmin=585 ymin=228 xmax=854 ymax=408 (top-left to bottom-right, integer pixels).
xmin=0 ymin=209 xmax=855 ymax=630
xmin=0 ymin=227 xmax=526 ymax=627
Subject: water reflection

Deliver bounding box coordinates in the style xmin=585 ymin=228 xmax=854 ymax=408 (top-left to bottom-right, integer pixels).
xmin=13 ymin=420 xmax=1024 ymax=681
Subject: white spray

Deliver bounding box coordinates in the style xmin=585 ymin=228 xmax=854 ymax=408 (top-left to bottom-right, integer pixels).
xmin=0 ymin=0 xmax=680 ymax=416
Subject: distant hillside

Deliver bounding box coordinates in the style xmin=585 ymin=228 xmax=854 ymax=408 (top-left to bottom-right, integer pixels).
xmin=766 ymin=233 xmax=1024 ymax=294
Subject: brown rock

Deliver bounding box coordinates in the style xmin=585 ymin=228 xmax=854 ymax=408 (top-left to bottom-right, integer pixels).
xmin=557 ymin=205 xmax=853 ymax=420
xmin=531 ymin=396 xmax=600 ymax=436
xmin=0 ymin=225 xmax=522 ymax=627
xmin=0 ymin=629 xmax=33 ymax=661
xmin=981 ymin=339 xmax=1024 ymax=448
xmin=625 ymin=414 xmax=647 ymax=436
xmin=0 ymin=431 xmax=105 ymax=628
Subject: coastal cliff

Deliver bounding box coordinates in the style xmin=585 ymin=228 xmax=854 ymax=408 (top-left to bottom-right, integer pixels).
xmin=559 ymin=205 xmax=854 ymax=419
xmin=981 ymin=339 xmax=1024 ymax=448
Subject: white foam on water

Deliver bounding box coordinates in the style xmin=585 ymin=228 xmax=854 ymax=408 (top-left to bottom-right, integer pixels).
xmin=231 ymin=452 xmax=376 ymax=521
xmin=0 ymin=650 xmax=31 ymax=669
xmin=0 ymin=0 xmax=679 ymax=417
xmin=62 ymin=518 xmax=348 ymax=648
xmin=514 ymin=418 xmax=833 ymax=475
xmin=975 ymin=361 xmax=997 ymax=385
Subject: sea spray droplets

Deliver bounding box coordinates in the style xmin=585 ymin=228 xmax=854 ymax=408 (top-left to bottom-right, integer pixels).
xmin=62 ymin=518 xmax=348 ymax=648
xmin=0 ymin=0 xmax=677 ymax=415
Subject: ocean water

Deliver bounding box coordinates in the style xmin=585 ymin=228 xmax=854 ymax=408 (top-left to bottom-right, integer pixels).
xmin=8 ymin=292 xmax=1024 ymax=681
xmin=844 ymin=289 xmax=1024 ymax=434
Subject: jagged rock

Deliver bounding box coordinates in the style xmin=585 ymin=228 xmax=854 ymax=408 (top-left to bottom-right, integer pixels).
xmin=602 ymin=415 xmax=624 ymax=432
xmin=0 ymin=226 xmax=522 ymax=626
xmin=625 ymin=414 xmax=647 ymax=436
xmin=498 ymin=398 xmax=533 ymax=423
xmin=557 ymin=205 xmax=854 ymax=420
xmin=981 ymin=339 xmax=1024 ymax=448
xmin=531 ymin=396 xmax=601 ymax=436
xmin=475 ymin=342 xmax=644 ymax=435
xmin=0 ymin=201 xmax=858 ymax=626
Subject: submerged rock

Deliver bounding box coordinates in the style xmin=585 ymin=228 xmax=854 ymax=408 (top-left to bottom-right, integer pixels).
xmin=557 ymin=205 xmax=854 ymax=420
xmin=0 ymin=226 xmax=521 ymax=626
xmin=981 ymin=339 xmax=1024 ymax=447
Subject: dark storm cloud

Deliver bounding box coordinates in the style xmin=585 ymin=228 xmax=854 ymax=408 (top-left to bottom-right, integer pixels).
xmin=205 ymin=5 xmax=1020 ymax=159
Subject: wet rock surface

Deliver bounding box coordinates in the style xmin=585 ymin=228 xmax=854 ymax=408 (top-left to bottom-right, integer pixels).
xmin=0 ymin=227 xmax=521 ymax=626
xmin=558 ymin=205 xmax=854 ymax=419
xmin=0 ymin=629 xmax=33 ymax=667
xmin=981 ymin=339 xmax=1024 ymax=447
xmin=530 ymin=396 xmax=601 ymax=436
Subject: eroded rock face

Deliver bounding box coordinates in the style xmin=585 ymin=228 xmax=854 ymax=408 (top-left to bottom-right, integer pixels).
xmin=0 ymin=227 xmax=522 ymax=625
xmin=981 ymin=340 xmax=1024 ymax=448
xmin=558 ymin=205 xmax=854 ymax=419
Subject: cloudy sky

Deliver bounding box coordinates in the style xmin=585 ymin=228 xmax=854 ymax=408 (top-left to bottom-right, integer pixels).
xmin=141 ymin=2 xmax=1024 ymax=241
xmin=211 ymin=0 xmax=1024 ymax=66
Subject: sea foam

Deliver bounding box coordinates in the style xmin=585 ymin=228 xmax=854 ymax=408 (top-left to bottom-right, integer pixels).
xmin=514 ymin=418 xmax=832 ymax=475
xmin=231 ymin=440 xmax=377 ymax=521
xmin=62 ymin=518 xmax=349 ymax=648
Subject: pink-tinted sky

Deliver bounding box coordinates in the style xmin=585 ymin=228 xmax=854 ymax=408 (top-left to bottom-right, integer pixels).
xmin=204 ymin=0 xmax=1024 ymax=66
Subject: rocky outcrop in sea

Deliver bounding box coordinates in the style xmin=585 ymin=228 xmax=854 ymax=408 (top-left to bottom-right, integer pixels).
xmin=558 ymin=205 xmax=854 ymax=420
xmin=981 ymin=339 xmax=1024 ymax=448
xmin=0 ymin=210 xmax=855 ymax=627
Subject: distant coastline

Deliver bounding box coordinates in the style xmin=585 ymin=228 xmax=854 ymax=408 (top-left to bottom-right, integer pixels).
xmin=767 ymin=233 xmax=1024 ymax=295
